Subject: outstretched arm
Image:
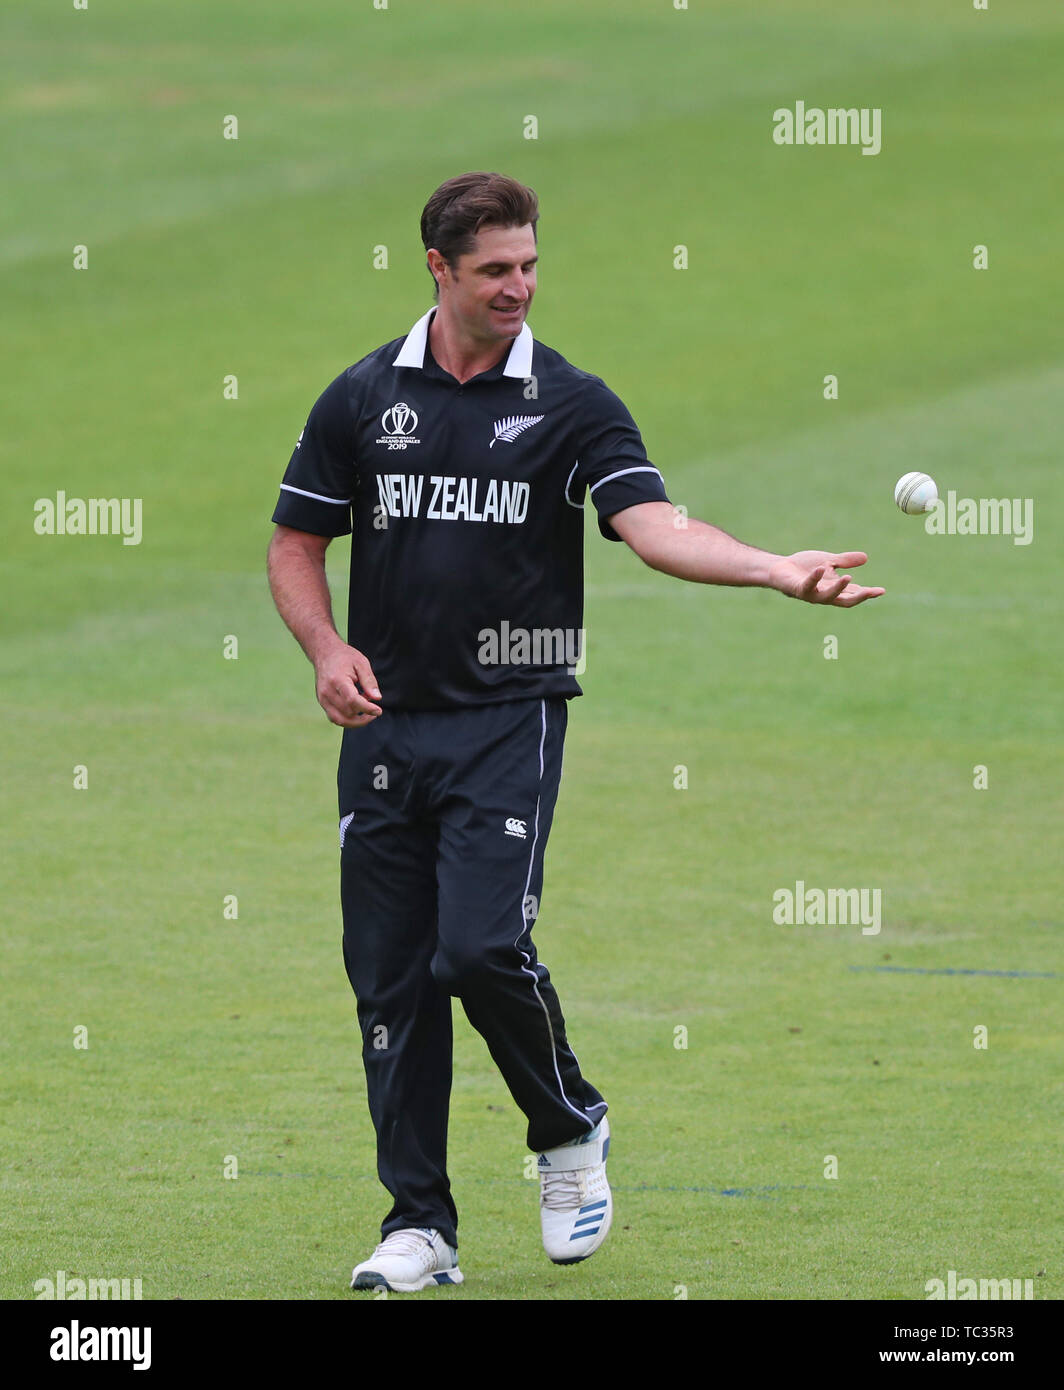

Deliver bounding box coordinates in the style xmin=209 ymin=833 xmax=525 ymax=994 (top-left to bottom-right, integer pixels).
xmin=608 ymin=501 xmax=885 ymax=608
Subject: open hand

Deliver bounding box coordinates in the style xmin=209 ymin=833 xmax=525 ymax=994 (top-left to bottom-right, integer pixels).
xmin=768 ymin=551 xmax=885 ymax=607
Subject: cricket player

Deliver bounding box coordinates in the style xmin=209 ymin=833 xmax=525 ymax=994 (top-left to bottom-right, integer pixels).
xmin=267 ymin=171 xmax=884 ymax=1293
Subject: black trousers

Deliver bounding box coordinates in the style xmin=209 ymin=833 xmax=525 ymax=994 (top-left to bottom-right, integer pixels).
xmin=338 ymin=696 xmax=607 ymax=1250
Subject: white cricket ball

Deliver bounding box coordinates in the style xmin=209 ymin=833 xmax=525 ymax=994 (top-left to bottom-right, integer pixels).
xmin=894 ymin=471 xmax=939 ymax=515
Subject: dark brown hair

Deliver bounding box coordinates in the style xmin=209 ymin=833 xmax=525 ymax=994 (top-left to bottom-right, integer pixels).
xmin=420 ymin=172 xmax=539 ymax=298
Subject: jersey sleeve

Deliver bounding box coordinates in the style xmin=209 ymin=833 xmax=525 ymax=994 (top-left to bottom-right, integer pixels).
xmin=572 ymin=378 xmax=670 ymax=540
xmin=271 ymin=371 xmax=357 ymax=537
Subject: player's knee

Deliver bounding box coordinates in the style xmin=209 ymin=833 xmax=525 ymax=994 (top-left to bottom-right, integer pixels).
xmin=430 ymin=942 xmax=497 ymax=997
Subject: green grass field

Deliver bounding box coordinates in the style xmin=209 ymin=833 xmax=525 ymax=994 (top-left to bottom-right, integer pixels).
xmin=2 ymin=0 xmax=1061 ymax=1303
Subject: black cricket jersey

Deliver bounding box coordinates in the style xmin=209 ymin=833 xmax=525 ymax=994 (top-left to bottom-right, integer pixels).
xmin=271 ymin=307 xmax=670 ymax=709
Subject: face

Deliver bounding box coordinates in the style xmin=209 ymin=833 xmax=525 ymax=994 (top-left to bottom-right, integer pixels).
xmin=429 ymin=223 xmax=537 ymax=345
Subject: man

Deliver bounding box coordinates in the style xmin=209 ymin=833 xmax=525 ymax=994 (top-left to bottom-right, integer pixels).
xmin=267 ymin=171 xmax=883 ymax=1294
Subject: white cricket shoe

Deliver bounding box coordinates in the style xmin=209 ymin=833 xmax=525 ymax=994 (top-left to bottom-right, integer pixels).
xmin=350 ymin=1227 xmax=463 ymax=1292
xmin=537 ymin=1118 xmax=612 ymax=1264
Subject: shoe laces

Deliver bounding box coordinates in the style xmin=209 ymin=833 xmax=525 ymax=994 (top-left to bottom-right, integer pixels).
xmin=373 ymin=1229 xmax=437 ymax=1266
xmin=540 ymin=1169 xmax=587 ymax=1211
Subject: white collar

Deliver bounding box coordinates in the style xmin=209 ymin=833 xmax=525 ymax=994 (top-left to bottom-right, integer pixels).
xmin=392 ymin=307 xmax=534 ymax=378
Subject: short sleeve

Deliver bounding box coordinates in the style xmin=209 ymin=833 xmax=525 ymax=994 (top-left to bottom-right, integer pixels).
xmin=271 ymin=371 xmax=356 ymax=537
xmin=573 ymin=379 xmax=669 ymax=540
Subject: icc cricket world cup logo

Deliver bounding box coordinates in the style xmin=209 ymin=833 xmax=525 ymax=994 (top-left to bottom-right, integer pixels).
xmin=377 ymin=402 xmax=422 ymax=449
xmin=381 ymin=402 xmax=419 ymax=437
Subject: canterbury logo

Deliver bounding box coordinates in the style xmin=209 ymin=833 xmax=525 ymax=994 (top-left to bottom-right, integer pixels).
xmin=490 ymin=414 xmax=544 ymax=447
xmin=504 ymin=817 xmax=527 ymax=839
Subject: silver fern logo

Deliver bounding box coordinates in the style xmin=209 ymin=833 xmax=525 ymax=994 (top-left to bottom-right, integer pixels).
xmin=489 ymin=414 xmax=544 ymax=448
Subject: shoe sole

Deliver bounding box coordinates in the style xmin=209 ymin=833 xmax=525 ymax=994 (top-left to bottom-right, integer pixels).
xmin=351 ymin=1267 xmax=464 ymax=1292
xmin=548 ymin=1205 xmax=613 ymax=1265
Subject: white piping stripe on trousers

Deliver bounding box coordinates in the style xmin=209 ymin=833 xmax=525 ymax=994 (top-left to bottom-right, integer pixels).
xmin=515 ymin=699 xmax=595 ymax=1133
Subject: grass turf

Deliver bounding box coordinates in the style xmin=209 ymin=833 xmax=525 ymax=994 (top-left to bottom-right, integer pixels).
xmin=1 ymin=0 xmax=1061 ymax=1300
